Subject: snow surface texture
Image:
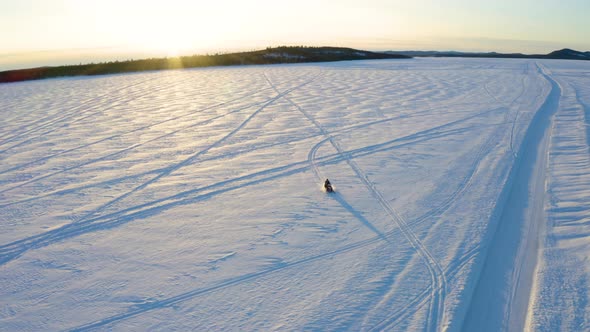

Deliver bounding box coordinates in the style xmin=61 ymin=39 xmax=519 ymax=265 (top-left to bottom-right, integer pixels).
xmin=1 ymin=58 xmax=589 ymax=331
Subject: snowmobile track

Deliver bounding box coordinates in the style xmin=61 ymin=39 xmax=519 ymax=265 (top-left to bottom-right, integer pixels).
xmin=0 ymin=75 xmax=160 ymax=143
xmin=0 ymin=84 xmax=278 ymax=177
xmin=265 ymin=72 xmax=448 ymax=331
xmin=0 ymin=72 xmax=324 ymax=265
xmin=461 ymin=62 xmax=559 ymax=332
xmin=0 ymin=75 xmax=169 ymax=152
xmin=0 ymin=98 xmax=512 ymax=269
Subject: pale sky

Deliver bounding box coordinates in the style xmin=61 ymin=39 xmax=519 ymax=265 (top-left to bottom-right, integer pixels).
xmin=1 ymin=0 xmax=589 ymax=70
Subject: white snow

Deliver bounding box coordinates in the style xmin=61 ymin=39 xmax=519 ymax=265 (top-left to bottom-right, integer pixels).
xmin=1 ymin=58 xmax=589 ymax=331
xmin=527 ymin=62 xmax=590 ymax=331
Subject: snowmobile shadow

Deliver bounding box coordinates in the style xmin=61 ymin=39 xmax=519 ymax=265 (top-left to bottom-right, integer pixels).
xmin=330 ymin=192 xmax=390 ymax=244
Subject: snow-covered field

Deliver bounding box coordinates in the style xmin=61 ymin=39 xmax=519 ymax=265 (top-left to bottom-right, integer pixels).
xmin=1 ymin=58 xmax=589 ymax=331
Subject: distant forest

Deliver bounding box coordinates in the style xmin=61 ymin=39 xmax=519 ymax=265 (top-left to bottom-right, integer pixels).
xmin=0 ymin=46 xmax=410 ymax=83
xmin=387 ymin=48 xmax=590 ymax=61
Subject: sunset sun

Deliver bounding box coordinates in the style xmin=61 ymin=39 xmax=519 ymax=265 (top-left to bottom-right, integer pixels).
xmin=147 ymin=35 xmax=190 ymax=57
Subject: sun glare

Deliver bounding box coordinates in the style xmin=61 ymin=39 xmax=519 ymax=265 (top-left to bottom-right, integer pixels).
xmin=77 ymin=0 xmax=225 ymax=58
xmin=130 ymin=31 xmax=192 ymax=58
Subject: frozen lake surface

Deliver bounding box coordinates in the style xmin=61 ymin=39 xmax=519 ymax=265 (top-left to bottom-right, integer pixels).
xmin=1 ymin=58 xmax=589 ymax=331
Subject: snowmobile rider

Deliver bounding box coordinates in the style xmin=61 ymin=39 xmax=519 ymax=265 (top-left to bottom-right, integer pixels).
xmin=324 ymin=179 xmax=333 ymax=192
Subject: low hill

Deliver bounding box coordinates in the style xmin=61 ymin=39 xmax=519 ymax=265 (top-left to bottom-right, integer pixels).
xmin=0 ymin=47 xmax=410 ymax=83
xmin=545 ymin=48 xmax=590 ymax=60
xmin=387 ymin=48 xmax=590 ymax=61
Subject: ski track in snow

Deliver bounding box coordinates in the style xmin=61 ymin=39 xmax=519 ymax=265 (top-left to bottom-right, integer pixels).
xmin=1 ymin=58 xmax=589 ymax=331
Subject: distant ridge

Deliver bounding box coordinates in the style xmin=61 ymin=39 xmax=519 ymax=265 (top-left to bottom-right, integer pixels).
xmin=386 ymin=48 xmax=590 ymax=61
xmin=546 ymin=48 xmax=590 ymax=60
xmin=0 ymin=47 xmax=410 ymax=83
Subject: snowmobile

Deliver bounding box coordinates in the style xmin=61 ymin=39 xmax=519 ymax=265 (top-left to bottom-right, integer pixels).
xmin=324 ymin=179 xmax=334 ymax=193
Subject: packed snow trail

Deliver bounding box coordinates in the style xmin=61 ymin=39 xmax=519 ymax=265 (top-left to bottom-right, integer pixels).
xmin=527 ymin=61 xmax=590 ymax=331
xmin=460 ymin=63 xmax=557 ymax=331
xmin=1 ymin=59 xmax=589 ymax=331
